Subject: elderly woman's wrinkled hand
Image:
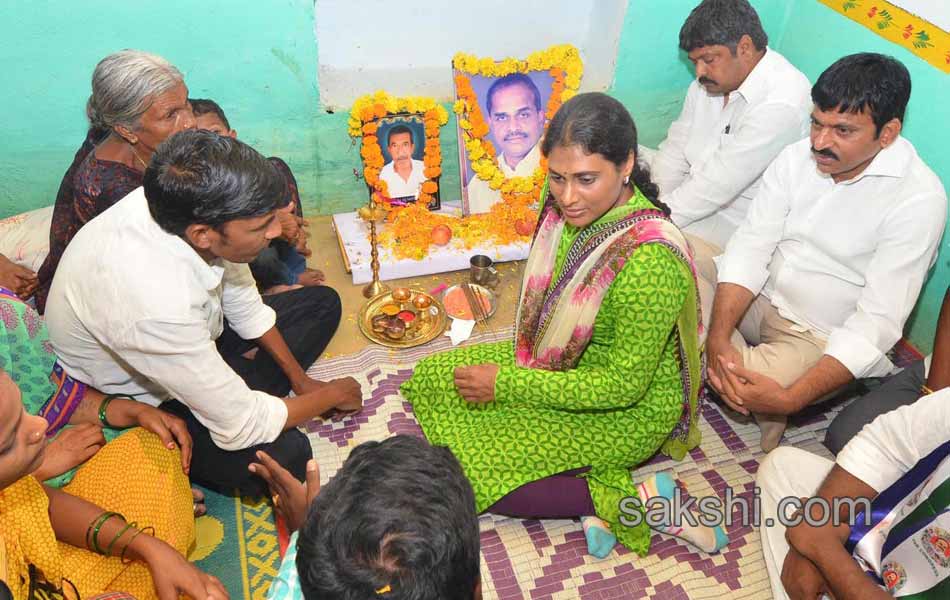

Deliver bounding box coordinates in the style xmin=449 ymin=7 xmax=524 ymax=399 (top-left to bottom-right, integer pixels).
xmin=454 ymin=364 xmax=500 ymax=404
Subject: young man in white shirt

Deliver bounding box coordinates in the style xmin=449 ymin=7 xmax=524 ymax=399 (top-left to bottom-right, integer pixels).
xmin=45 ymin=130 xmax=362 ymax=495
xmin=706 ymin=53 xmax=947 ymax=452
xmin=378 ymin=124 xmax=427 ymax=200
xmin=648 ymin=0 xmax=811 ymax=292
xmin=756 ymin=389 xmax=950 ymax=599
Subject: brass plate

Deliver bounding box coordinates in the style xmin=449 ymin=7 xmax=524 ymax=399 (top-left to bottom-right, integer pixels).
xmin=442 ymin=284 xmax=497 ymax=321
xmin=358 ymin=289 xmax=448 ymax=348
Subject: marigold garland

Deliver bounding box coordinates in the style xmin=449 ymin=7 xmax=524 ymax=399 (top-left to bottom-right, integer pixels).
xmin=348 ymin=91 xmax=449 ymax=207
xmin=346 ymin=50 xmax=583 ymax=262
xmin=378 ymin=193 xmax=539 ymax=260
xmin=452 ymin=44 xmax=583 ymax=206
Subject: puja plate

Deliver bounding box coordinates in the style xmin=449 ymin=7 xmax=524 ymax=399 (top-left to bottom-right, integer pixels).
xmin=442 ymin=284 xmax=497 ymax=321
xmin=358 ymin=289 xmax=448 ymax=348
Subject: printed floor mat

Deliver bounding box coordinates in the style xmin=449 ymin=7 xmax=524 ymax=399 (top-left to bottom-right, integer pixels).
xmin=197 ymin=328 xmax=921 ymax=600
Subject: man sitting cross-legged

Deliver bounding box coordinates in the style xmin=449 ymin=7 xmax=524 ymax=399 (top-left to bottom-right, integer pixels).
xmin=705 ymin=53 xmax=947 ymax=452
xmin=45 ymin=129 xmax=361 ymax=496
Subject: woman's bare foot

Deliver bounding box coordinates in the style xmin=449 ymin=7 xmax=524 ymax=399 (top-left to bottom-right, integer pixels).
xmin=297 ymin=269 xmax=325 ymax=287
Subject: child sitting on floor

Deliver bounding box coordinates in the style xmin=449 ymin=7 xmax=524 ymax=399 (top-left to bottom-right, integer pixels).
xmin=251 ymin=435 xmax=482 ymax=600
xmin=190 ymin=98 xmax=324 ymax=294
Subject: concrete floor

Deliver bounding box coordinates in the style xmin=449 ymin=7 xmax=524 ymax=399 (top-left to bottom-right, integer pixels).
xmin=305 ymin=215 xmax=526 ymax=358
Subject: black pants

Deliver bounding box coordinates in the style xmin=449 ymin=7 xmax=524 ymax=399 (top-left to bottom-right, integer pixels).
xmin=162 ymin=285 xmax=342 ymax=496
xmin=824 ymin=359 xmax=925 ymax=455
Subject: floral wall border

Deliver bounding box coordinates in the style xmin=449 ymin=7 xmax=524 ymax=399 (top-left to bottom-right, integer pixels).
xmin=818 ymin=0 xmax=950 ymax=73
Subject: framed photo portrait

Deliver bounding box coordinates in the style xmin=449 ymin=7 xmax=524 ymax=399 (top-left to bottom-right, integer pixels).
xmin=453 ymin=45 xmax=583 ymax=215
xmin=350 ymin=95 xmax=446 ymax=211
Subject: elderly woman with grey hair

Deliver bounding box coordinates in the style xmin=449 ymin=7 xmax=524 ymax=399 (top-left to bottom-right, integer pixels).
xmin=35 ymin=49 xmax=195 ymax=312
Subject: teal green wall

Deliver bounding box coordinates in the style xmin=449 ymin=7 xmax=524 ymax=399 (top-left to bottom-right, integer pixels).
xmin=0 ymin=0 xmax=328 ymax=216
xmin=0 ymin=0 xmax=947 ymax=349
xmin=0 ymin=0 xmax=458 ymax=218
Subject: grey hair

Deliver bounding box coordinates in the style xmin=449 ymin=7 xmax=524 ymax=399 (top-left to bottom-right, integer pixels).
xmin=86 ymin=50 xmax=184 ymax=132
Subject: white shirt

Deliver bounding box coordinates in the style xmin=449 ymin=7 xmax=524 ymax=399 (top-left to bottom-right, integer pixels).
xmin=466 ymin=143 xmax=542 ymax=214
xmin=380 ymin=159 xmax=426 ymax=199
xmin=718 ymin=137 xmax=947 ymax=379
xmin=837 ymin=387 xmax=950 ymax=493
xmin=651 ymin=48 xmax=812 ymax=249
xmin=45 ymin=188 xmax=288 ymax=451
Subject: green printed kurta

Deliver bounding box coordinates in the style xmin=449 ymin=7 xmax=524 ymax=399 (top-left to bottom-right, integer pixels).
xmin=401 ymin=195 xmax=695 ymax=554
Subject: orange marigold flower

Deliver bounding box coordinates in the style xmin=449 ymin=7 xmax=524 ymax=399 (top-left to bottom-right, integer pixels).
xmin=362 ymin=122 xmax=378 ymax=135
xmin=421 ymin=181 xmax=438 ymax=194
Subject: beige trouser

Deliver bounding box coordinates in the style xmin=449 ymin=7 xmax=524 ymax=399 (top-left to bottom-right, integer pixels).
xmin=686 ymin=233 xmax=721 ymax=335
xmin=687 ymin=233 xmax=826 ymax=388
xmin=730 ymin=295 xmax=827 ymax=389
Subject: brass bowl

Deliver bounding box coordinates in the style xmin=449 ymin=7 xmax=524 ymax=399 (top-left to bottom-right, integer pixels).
xmin=358 ymin=289 xmax=447 ymax=348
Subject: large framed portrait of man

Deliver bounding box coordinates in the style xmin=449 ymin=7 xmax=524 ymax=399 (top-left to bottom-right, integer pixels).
xmin=455 ymin=70 xmax=554 ymax=215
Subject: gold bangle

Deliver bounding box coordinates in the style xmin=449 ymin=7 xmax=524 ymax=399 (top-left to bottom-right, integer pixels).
xmin=921 ymin=384 xmax=936 ymax=396
xmin=119 ymin=525 xmax=155 ymax=565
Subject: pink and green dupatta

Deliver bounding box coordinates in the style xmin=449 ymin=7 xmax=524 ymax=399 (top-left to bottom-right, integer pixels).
xmin=513 ymin=188 xmax=704 ymax=460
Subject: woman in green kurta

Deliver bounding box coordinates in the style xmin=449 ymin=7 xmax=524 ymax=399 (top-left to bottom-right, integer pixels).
xmin=402 ymin=93 xmax=723 ymax=556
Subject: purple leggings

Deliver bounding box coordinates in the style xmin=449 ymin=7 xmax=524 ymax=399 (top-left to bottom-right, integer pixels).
xmin=487 ymin=467 xmax=596 ymax=518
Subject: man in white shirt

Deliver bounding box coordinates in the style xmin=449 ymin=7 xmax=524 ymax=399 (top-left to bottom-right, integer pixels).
xmin=649 ymin=0 xmax=811 ymax=291
xmin=45 ymin=130 xmax=362 ymax=495
xmin=465 ymin=73 xmax=545 ymax=214
xmin=705 ymin=53 xmax=947 ymax=452
xmin=379 ymin=124 xmax=427 ymax=200
xmin=756 ymin=389 xmax=950 ymax=599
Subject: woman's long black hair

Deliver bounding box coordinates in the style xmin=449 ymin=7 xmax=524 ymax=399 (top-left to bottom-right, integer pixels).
xmin=540 ymin=92 xmax=669 ymax=215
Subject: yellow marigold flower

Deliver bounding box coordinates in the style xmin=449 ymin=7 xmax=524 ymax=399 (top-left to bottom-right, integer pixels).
xmin=458 ymin=119 xmax=473 ymax=131
xmin=561 ymin=89 xmax=576 ymax=102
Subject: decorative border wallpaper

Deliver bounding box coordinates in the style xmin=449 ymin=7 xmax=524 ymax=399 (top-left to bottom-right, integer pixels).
xmin=818 ymin=0 xmax=950 ymax=73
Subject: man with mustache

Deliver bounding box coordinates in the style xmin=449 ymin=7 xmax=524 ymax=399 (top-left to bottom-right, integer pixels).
xmin=646 ymin=0 xmax=811 ymax=306
xmin=704 ymin=53 xmax=946 ymax=452
xmin=379 ymin=124 xmax=427 ymax=200
xmin=465 ymin=73 xmax=546 ymax=214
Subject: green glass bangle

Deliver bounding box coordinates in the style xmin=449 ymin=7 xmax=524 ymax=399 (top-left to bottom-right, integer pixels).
xmin=105 ymin=521 xmax=137 ymax=557
xmin=85 ymin=512 xmax=107 ymax=550
xmin=90 ymin=511 xmax=122 ymax=555
xmin=98 ymin=396 xmax=115 ymax=428
xmin=85 ymin=511 xmax=116 ymax=551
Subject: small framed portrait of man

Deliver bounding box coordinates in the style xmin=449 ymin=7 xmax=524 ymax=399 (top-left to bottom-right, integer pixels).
xmin=455 ymin=70 xmax=554 ymax=215
xmin=373 ymin=113 xmax=439 ymax=210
